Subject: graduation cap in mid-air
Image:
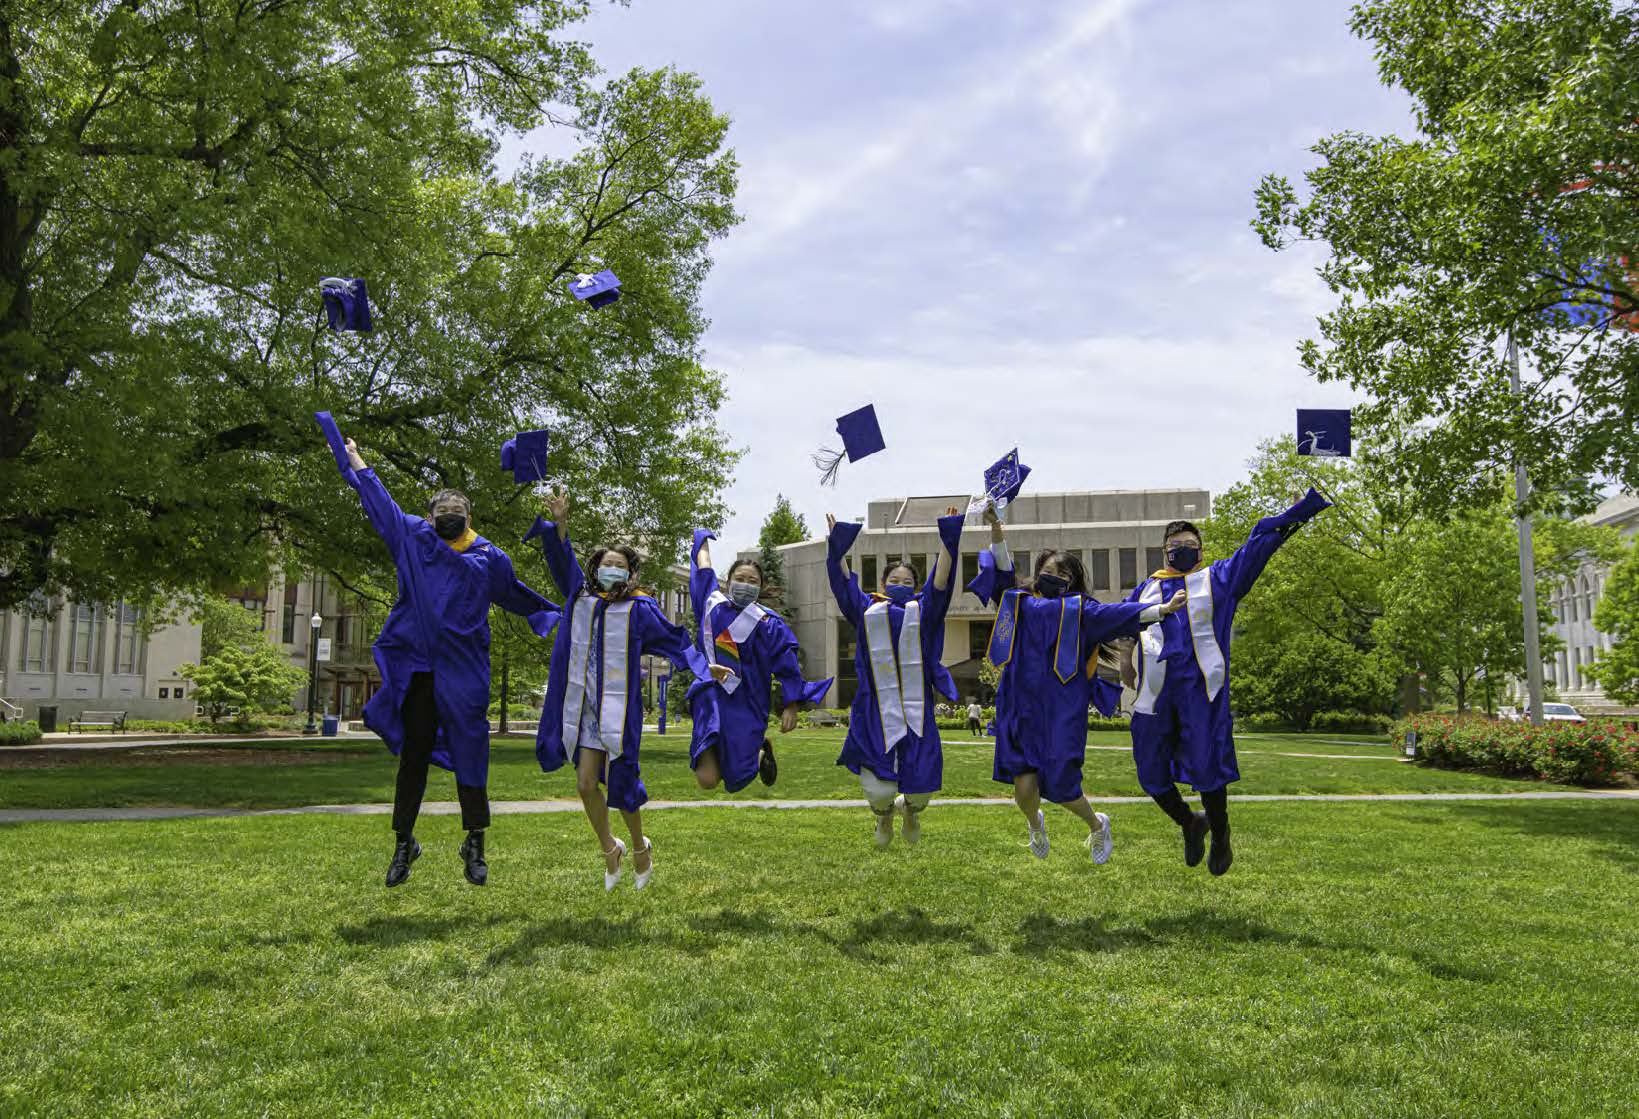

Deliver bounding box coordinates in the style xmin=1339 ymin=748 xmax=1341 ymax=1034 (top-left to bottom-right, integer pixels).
xmin=968 ymin=449 xmax=1033 ymax=522
xmin=500 ymin=429 xmax=551 ymax=485
xmin=1296 ymin=409 xmax=1352 ymax=457
xmin=314 ymin=411 xmax=353 ymax=476
xmin=813 ymin=404 xmax=886 ymax=486
xmin=319 ymin=277 xmax=373 ymax=333
xmin=568 ymin=269 xmax=622 ymax=309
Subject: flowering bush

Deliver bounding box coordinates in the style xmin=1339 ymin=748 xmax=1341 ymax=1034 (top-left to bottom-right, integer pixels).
xmin=1394 ymin=714 xmax=1639 ymax=786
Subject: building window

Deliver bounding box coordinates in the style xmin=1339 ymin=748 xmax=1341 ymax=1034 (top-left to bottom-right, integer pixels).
xmin=860 ymin=556 xmax=878 ymax=591
xmin=835 ymin=619 xmax=859 ymax=707
xmin=1118 ymin=548 xmax=1137 ymax=588
xmin=69 ymin=602 xmax=101 ymax=673
xmin=1089 ymin=550 xmax=1110 ymax=591
xmin=20 ymin=596 xmax=52 ymax=673
xmin=282 ymin=580 xmax=299 ymax=644
xmin=159 ymin=687 xmax=169 ymax=699
xmin=112 ymin=603 xmax=142 ymax=674
xmin=961 ymin=552 xmax=980 ymax=595
xmin=1146 ymin=547 xmax=1165 ymax=575
xmin=174 ymin=687 xmax=184 ymax=700
xmin=968 ymin=619 xmax=990 ymax=662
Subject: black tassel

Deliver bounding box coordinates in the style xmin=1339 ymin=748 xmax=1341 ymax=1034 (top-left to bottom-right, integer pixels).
xmin=812 ymin=447 xmax=845 ymax=486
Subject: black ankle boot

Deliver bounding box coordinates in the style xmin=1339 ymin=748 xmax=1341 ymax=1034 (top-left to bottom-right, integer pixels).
xmin=758 ymin=739 xmax=778 ymax=786
xmin=386 ymin=835 xmax=421 ymax=888
xmin=1183 ymin=811 xmax=1209 ymax=868
xmin=459 ymin=829 xmax=488 ymax=886
xmin=1208 ymin=827 xmax=1233 ymax=877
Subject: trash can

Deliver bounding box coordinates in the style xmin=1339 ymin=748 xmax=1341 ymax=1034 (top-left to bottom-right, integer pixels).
xmin=321 ymin=714 xmax=340 ymax=738
xmin=36 ymin=705 xmax=58 ymax=733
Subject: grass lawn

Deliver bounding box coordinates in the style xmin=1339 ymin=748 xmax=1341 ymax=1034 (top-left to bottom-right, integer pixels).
xmin=0 ymin=730 xmax=1577 ymax=811
xmin=1 ymin=800 xmax=1636 ymax=1116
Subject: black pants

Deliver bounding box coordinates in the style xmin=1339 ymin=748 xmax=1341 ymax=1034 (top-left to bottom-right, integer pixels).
xmin=968 ymin=718 xmax=983 ymax=735
xmin=392 ymin=672 xmax=489 ymax=835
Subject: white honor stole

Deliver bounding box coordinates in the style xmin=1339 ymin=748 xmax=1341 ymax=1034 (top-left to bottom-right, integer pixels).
xmin=1133 ymin=566 xmax=1226 ymax=715
xmin=862 ymin=598 xmax=925 ymax=752
xmin=561 ymin=592 xmax=636 ymax=760
xmin=700 ymin=592 xmax=766 ymax=696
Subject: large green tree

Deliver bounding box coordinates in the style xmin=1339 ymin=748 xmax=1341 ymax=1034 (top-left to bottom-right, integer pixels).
xmin=1589 ymin=541 xmax=1639 ymax=704
xmin=2 ymin=2 xmax=740 ymax=612
xmin=1254 ymin=0 xmax=1639 ymax=514
xmin=755 ymin=493 xmax=807 ymax=605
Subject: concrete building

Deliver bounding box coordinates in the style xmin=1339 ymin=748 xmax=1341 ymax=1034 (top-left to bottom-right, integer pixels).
xmin=0 ymin=596 xmax=201 ymax=723
xmin=1544 ymin=492 xmax=1639 ymax=717
xmin=230 ymin=570 xmax=383 ymax=722
xmin=761 ymin=488 xmax=1211 ymax=709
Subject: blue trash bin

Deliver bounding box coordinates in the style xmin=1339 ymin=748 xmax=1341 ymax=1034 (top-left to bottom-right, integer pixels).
xmin=321 ymin=714 xmax=339 ymax=737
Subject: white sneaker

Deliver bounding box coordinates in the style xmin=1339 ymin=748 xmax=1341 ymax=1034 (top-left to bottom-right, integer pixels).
xmin=603 ymin=837 xmax=627 ymax=891
xmin=633 ymin=837 xmax=655 ymax=890
xmin=1027 ymin=810 xmax=1050 ymax=859
xmin=874 ymin=804 xmax=895 ymax=848
xmin=1086 ymin=812 xmax=1113 ymax=866
xmin=900 ymin=797 xmax=921 ymax=846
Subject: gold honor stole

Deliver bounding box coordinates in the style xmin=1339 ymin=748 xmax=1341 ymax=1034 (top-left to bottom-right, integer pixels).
xmin=863 ymin=598 xmax=924 ymax=751
xmin=561 ymin=592 xmax=636 ymax=760
xmin=1133 ymin=567 xmax=1225 ymax=714
xmin=986 ymin=589 xmax=1091 ymax=683
xmin=700 ymin=591 xmax=766 ymax=697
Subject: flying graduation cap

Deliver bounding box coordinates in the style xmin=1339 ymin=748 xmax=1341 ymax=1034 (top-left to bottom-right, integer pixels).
xmin=568 ymin=269 xmax=622 ymax=309
xmin=319 ymin=277 xmax=373 ymax=333
xmin=1296 ymin=409 xmax=1352 ymax=457
xmin=813 ymin=404 xmax=886 ymax=486
xmin=500 ymin=430 xmax=551 ymax=485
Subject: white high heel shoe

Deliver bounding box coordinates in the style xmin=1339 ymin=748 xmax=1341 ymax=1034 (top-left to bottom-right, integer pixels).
xmin=633 ymin=837 xmax=655 ymax=890
xmin=603 ymin=837 xmax=627 ymax=892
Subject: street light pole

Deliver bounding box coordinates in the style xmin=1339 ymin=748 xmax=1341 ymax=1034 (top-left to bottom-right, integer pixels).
xmin=303 ymin=609 xmax=323 ymax=735
xmin=1509 ymin=333 xmax=1547 ymax=727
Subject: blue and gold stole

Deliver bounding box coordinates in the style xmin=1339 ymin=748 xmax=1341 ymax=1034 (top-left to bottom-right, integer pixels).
xmin=987 ymin=589 xmax=1084 ymax=683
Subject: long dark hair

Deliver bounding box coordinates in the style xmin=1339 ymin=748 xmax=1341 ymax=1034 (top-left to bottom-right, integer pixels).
xmin=587 ymin=545 xmax=641 ymax=599
xmin=1031 ymin=549 xmax=1089 ymax=596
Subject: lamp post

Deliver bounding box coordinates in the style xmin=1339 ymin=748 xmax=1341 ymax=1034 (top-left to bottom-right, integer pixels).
xmin=303 ymin=610 xmax=323 ymax=735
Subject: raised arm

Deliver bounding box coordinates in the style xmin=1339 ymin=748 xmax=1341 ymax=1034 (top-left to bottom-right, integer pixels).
xmin=635 ymin=597 xmax=717 ymax=685
xmin=1078 ymin=591 xmax=1185 ymax=648
xmin=524 ymin=487 xmax=583 ymax=600
xmin=920 ymin=510 xmax=966 ymax=630
xmin=965 ymin=502 xmax=1016 ymax=606
xmin=340 ymin=436 xmax=417 ymax=554
xmin=825 ymin=513 xmax=871 ymax=626
xmin=1217 ymin=487 xmax=1333 ymax=601
xmin=689 ymin=528 xmax=720 ymax=623
xmin=487 ymin=547 xmax=561 ymax=640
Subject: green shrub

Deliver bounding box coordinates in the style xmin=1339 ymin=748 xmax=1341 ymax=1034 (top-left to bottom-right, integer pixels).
xmin=1310 ymin=710 xmax=1394 ymax=735
xmin=1395 ymin=713 xmax=1639 ymax=786
xmin=0 ymin=720 xmax=43 ymax=746
xmin=1237 ymin=712 xmax=1298 ymax=733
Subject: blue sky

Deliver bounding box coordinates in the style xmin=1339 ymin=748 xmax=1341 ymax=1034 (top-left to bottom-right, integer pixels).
xmin=509 ymin=0 xmax=1414 ymax=559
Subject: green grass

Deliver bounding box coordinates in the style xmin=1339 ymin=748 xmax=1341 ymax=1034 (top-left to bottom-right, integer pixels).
xmin=0 ymin=730 xmax=1576 ymax=811
xmin=1 ymin=800 xmax=1636 ymax=1117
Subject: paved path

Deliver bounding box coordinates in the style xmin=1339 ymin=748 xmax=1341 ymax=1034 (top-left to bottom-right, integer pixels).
xmin=4 ymin=789 xmax=1636 ymax=825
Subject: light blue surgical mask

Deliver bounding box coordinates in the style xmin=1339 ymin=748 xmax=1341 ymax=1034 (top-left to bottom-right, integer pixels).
xmin=883 ymin=584 xmax=916 ymax=606
xmin=728 ymin=581 xmax=759 ymax=607
xmin=597 ymin=566 xmax=629 ymax=591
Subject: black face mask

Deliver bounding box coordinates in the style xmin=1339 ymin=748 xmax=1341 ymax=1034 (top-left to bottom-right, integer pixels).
xmin=1035 ymin=572 xmax=1069 ymax=598
xmin=434 ymin=513 xmax=467 ymax=541
xmin=1167 ymin=545 xmax=1200 ymax=571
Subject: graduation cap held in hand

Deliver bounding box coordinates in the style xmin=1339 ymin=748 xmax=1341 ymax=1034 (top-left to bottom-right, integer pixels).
xmin=813 ymin=404 xmax=885 ymax=486
xmin=320 ymin=278 xmax=373 ymax=333
xmin=968 ymin=449 xmax=1032 ymax=522
xmin=568 ymin=269 xmax=622 ymax=309
xmin=1296 ymin=409 xmax=1351 ymax=457
xmin=500 ymin=430 xmax=551 ymax=485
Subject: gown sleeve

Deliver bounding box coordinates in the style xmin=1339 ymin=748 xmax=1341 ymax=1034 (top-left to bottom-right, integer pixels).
xmin=919 ymin=513 xmax=966 ymax=633
xmin=965 ymin=539 xmax=1017 ymax=606
xmin=767 ymin=617 xmax=833 ymax=707
xmin=1077 ymin=597 xmax=1159 ymax=647
xmin=1216 ymin=487 xmax=1333 ymax=601
xmin=825 ymin=519 xmax=871 ymax=627
xmin=524 ymin=518 xmax=585 ymax=601
xmin=487 ymin=546 xmax=561 ymax=640
xmin=689 ymin=528 xmax=719 ymax=630
xmin=635 ymin=596 xmax=713 ymax=684
xmin=351 ymin=468 xmax=419 ymax=556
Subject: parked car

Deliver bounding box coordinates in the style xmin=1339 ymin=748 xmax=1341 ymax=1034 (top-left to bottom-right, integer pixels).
xmin=1539 ymin=703 xmax=1588 ymax=723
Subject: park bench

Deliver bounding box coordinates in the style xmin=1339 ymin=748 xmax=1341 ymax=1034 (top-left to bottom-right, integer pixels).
xmin=810 ymin=710 xmax=842 ymax=728
xmin=68 ymin=710 xmax=128 ymax=734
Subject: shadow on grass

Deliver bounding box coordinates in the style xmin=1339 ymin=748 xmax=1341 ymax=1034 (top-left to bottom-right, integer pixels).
xmin=337 ymin=913 xmax=515 ymax=946
xmin=481 ymin=915 xmax=710 ymax=969
xmin=1406 ymin=801 xmax=1639 ymax=869
xmin=837 ymin=907 xmax=996 ymax=960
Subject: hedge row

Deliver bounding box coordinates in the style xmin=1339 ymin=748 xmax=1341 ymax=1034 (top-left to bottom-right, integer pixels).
xmin=0 ymin=720 xmax=43 ymax=746
xmin=1395 ymin=713 xmax=1639 ymax=786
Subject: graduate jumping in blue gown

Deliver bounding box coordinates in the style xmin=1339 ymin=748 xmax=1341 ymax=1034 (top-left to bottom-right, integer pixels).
xmin=686 ymin=530 xmax=833 ymax=792
xmin=1119 ymin=488 xmax=1332 ymax=875
xmin=967 ymin=501 xmax=1185 ymax=866
xmin=528 ymin=490 xmax=732 ymax=891
xmin=332 ymin=434 xmax=560 ymax=889
xmin=825 ymin=506 xmax=965 ymax=848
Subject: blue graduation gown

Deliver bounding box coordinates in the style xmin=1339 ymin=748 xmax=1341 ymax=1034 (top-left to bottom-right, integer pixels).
xmin=685 ymin=529 xmax=833 ymax=793
xmin=527 ymin=519 xmax=713 ymax=811
xmin=1127 ymin=488 xmax=1332 ymax=793
xmin=346 ymin=467 xmax=559 ymax=787
xmin=967 ymin=561 xmax=1155 ymax=802
xmin=826 ymin=513 xmax=965 ymax=795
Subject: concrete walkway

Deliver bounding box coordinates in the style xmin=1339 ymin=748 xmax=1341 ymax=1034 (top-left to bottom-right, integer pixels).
xmin=4 ymin=789 xmax=1636 ymax=825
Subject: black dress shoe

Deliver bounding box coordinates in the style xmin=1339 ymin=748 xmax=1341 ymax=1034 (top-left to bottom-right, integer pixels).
xmin=758 ymin=739 xmax=778 ymax=787
xmin=386 ymin=836 xmax=422 ymax=888
xmin=1208 ymin=828 xmax=1233 ymax=877
xmin=459 ymin=830 xmax=488 ymax=886
xmin=1183 ymin=811 xmax=1209 ymax=868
